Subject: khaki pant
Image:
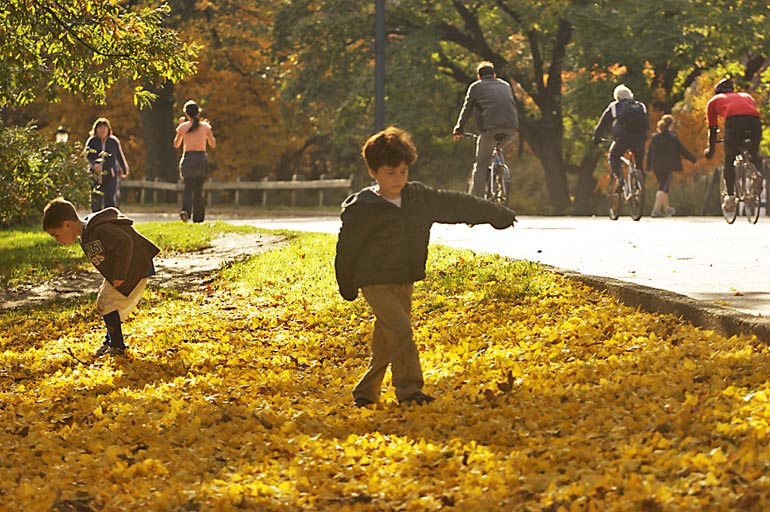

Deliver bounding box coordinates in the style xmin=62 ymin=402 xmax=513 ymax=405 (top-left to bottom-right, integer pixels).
xmin=355 ymin=283 xmax=424 ymax=402
xmin=96 ymin=278 xmax=148 ymax=321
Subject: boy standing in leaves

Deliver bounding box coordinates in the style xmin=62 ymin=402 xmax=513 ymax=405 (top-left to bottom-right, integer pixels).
xmin=335 ymin=126 xmax=516 ymax=407
xmin=43 ymin=198 xmax=160 ymax=357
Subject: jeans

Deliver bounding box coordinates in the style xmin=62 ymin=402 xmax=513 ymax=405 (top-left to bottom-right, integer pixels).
xmin=182 ymin=176 xmax=206 ymax=223
xmin=470 ymin=129 xmax=516 ymax=197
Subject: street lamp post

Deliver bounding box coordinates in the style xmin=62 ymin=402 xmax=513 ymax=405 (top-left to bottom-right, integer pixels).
xmin=55 ymin=126 xmax=69 ymax=143
xmin=374 ymin=0 xmax=385 ymax=131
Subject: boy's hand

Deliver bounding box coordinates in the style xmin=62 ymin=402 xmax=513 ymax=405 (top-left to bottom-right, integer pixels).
xmin=113 ymin=279 xmax=124 ymax=289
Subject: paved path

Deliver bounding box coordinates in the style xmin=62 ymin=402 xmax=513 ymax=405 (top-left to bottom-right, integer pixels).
xmin=132 ymin=212 xmax=770 ymax=334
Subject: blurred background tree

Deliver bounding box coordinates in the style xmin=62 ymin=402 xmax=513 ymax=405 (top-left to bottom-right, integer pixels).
xmin=2 ymin=0 xmax=768 ymax=219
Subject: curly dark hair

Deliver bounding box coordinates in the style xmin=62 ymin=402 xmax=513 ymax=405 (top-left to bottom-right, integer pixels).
xmin=361 ymin=126 xmax=418 ymax=171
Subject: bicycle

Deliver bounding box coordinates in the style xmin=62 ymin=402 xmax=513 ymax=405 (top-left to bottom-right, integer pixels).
xmin=600 ymin=138 xmax=645 ymax=221
xmin=463 ymin=133 xmax=511 ymax=205
xmin=717 ymin=135 xmax=764 ymax=224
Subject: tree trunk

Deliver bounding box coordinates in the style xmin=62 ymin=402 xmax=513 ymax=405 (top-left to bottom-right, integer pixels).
xmin=140 ymin=82 xmax=178 ymax=184
xmin=572 ymin=151 xmax=602 ymax=215
xmin=521 ymin=118 xmax=570 ymax=214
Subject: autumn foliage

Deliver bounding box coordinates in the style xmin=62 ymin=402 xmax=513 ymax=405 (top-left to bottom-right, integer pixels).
xmin=1 ymin=232 xmax=770 ymax=510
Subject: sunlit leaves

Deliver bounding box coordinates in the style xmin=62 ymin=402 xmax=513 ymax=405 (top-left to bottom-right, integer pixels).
xmin=1 ymin=232 xmax=770 ymax=509
xmin=0 ymin=1 xmax=198 ymax=107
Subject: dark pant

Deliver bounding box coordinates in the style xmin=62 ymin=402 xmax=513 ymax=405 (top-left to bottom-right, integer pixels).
xmin=609 ymin=136 xmax=646 ymax=181
xmin=91 ymin=170 xmax=119 ymax=212
xmin=653 ymin=171 xmax=673 ymax=193
xmin=723 ymin=115 xmax=762 ymax=195
xmin=182 ymin=176 xmax=206 ymax=222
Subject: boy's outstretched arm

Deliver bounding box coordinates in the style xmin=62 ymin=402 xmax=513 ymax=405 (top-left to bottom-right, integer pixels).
xmin=424 ymin=186 xmax=516 ymax=228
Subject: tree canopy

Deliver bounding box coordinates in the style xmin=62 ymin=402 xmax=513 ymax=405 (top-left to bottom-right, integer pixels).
xmin=0 ymin=0 xmax=198 ymax=107
xmin=271 ymin=0 xmax=770 ymax=213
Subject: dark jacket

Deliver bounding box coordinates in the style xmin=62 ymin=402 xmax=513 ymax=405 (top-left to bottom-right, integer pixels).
xmin=85 ymin=135 xmax=127 ymax=176
xmin=593 ymin=99 xmax=649 ymax=141
xmin=335 ymin=182 xmax=516 ymax=301
xmin=81 ymin=208 xmax=160 ymax=296
xmin=646 ymin=131 xmax=696 ymax=174
xmin=453 ymin=75 xmax=519 ymax=135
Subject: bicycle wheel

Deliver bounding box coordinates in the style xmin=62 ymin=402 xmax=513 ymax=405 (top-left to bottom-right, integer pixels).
xmin=743 ymin=162 xmax=762 ymax=224
xmin=720 ymin=168 xmax=738 ymax=224
xmin=627 ymin=168 xmax=645 ymax=221
xmin=606 ymin=174 xmax=620 ymax=220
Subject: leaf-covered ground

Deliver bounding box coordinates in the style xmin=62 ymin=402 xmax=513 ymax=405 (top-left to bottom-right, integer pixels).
xmin=1 ymin=232 xmax=769 ymax=511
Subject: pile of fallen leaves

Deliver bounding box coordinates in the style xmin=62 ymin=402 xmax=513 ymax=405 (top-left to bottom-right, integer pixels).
xmin=1 ymin=232 xmax=769 ymax=511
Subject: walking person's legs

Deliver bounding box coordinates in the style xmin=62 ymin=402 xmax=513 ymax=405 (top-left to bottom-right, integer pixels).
xmin=101 ymin=175 xmax=118 ymax=209
xmin=181 ymin=178 xmax=193 ymax=222
xmin=191 ymin=176 xmax=206 ymax=223
xmin=359 ymin=284 xmax=424 ymax=403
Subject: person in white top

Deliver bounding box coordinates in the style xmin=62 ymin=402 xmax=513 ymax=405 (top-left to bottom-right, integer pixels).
xmin=174 ymin=100 xmax=216 ymax=223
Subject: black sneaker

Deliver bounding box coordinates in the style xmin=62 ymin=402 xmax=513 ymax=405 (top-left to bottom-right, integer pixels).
xmin=180 ymin=210 xmax=189 ymax=222
xmin=104 ymin=346 xmax=126 ymax=357
xmin=354 ymin=397 xmax=375 ymax=408
xmin=400 ymin=391 xmax=434 ymax=406
xmin=94 ymin=343 xmax=111 ymax=357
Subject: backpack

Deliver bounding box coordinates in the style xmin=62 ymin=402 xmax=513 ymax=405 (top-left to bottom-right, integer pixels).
xmin=616 ymin=100 xmax=648 ymax=134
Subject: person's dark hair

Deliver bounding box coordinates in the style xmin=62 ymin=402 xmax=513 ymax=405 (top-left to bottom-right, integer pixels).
xmin=184 ymin=100 xmax=201 ymax=132
xmin=43 ymin=197 xmax=79 ymax=230
xmin=362 ymin=126 xmax=418 ymax=171
xmin=477 ymin=61 xmax=495 ymax=78
xmin=714 ymin=76 xmax=734 ymax=94
xmin=89 ymin=117 xmax=113 ymax=137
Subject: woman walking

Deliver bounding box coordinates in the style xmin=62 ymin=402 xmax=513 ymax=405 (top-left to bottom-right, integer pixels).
xmin=174 ymin=100 xmax=216 ymax=223
xmin=646 ymin=114 xmax=696 ymax=217
xmin=85 ymin=117 xmax=130 ymax=212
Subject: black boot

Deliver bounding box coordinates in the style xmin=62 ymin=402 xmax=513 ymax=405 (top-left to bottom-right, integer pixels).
xmin=102 ymin=310 xmax=125 ymax=353
xmin=95 ymin=331 xmax=112 ymax=356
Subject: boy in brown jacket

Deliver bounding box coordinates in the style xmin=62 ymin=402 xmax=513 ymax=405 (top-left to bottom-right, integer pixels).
xmin=43 ymin=198 xmax=160 ymax=357
xmin=335 ymin=127 xmax=516 ymax=407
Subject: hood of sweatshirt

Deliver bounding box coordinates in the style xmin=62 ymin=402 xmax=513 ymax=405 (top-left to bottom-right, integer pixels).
xmin=83 ymin=207 xmax=133 ymax=233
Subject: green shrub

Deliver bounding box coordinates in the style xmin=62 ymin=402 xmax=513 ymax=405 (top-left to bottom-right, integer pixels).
xmin=0 ymin=122 xmax=90 ymax=228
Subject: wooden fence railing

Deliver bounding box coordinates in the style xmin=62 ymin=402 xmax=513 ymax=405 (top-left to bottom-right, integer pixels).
xmin=120 ymin=174 xmax=354 ymax=208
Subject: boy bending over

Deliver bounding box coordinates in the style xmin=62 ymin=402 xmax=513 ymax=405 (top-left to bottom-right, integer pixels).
xmin=335 ymin=126 xmax=516 ymax=407
xmin=43 ymin=198 xmax=160 ymax=357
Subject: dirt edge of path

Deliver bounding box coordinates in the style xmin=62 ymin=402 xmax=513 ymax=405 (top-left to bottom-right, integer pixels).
xmin=1 ymin=232 xmax=286 ymax=311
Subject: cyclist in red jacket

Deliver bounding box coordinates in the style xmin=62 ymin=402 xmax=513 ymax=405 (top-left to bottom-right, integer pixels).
xmin=703 ymin=76 xmax=763 ymax=212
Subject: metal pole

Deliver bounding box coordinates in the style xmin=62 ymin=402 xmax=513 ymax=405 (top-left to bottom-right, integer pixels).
xmin=374 ymin=0 xmax=385 ymax=131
